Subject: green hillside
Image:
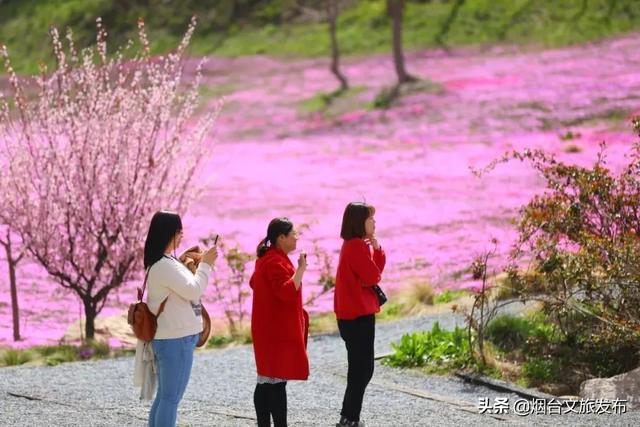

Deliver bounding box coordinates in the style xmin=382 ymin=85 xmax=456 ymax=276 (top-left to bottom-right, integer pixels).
xmin=1 ymin=0 xmax=639 ymax=73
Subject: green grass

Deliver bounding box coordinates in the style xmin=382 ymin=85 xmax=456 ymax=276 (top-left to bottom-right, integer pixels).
xmin=1 ymin=348 xmax=34 ymax=366
xmin=3 ymin=0 xmax=640 ymax=74
xmin=306 ymin=311 xmax=337 ymax=335
xmin=559 ymin=130 xmax=582 ymax=140
xmin=87 ymin=340 xmax=110 ymax=358
xmin=540 ymin=107 xmax=633 ymax=130
xmin=377 ymin=301 xmax=407 ymax=321
xmin=45 ymin=345 xmax=79 ymax=366
xmin=564 ymin=143 xmax=583 ymax=153
xmin=30 ymin=345 xmax=60 ymax=357
xmin=198 ymin=83 xmax=238 ymax=98
xmin=297 ymin=86 xmax=367 ymax=115
xmin=207 ymin=334 xmax=234 ymax=348
xmin=433 ymin=289 xmax=468 ymax=304
xmin=0 ymin=341 xmax=119 ymax=367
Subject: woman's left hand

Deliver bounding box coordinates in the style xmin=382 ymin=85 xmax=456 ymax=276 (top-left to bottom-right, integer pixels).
xmin=179 ymin=246 xmax=203 ymax=273
xmin=365 ymin=237 xmax=381 ymax=251
xmin=179 ymin=245 xmax=202 ymax=261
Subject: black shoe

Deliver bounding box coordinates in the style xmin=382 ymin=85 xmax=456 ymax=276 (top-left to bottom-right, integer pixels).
xmin=336 ymin=417 xmax=365 ymax=427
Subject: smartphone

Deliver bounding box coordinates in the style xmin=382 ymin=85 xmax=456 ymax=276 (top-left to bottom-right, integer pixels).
xmin=213 ymin=234 xmax=219 ymax=245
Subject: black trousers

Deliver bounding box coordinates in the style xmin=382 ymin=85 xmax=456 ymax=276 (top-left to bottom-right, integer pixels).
xmin=254 ymin=382 xmax=287 ymax=427
xmin=337 ymin=314 xmax=375 ymax=423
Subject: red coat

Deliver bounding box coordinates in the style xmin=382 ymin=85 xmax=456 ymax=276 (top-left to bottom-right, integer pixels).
xmin=334 ymin=238 xmax=386 ymax=320
xmin=250 ymin=247 xmax=309 ymax=380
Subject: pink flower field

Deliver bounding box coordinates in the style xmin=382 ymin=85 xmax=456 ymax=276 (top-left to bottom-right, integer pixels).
xmin=1 ymin=34 xmax=639 ymax=348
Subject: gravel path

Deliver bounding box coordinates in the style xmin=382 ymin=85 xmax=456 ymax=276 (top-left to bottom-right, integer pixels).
xmin=2 ymin=311 xmax=638 ymax=426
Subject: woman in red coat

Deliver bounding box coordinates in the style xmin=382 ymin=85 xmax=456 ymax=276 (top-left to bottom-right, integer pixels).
xmin=334 ymin=202 xmax=386 ymax=427
xmin=250 ymin=217 xmax=309 ymax=427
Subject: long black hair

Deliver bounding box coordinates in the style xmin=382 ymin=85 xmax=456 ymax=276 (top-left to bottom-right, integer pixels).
xmin=340 ymin=202 xmax=375 ymax=240
xmin=144 ymin=210 xmax=183 ymax=269
xmin=256 ymin=217 xmax=294 ymax=257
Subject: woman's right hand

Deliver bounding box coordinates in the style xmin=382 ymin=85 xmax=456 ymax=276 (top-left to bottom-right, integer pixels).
xmin=297 ymin=252 xmax=307 ymax=272
xmin=201 ymin=246 xmax=218 ymax=266
xmin=292 ymin=252 xmax=307 ymax=290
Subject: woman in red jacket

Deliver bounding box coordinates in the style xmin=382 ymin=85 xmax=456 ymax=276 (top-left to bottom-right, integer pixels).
xmin=250 ymin=217 xmax=309 ymax=427
xmin=334 ymin=202 xmax=386 ymax=427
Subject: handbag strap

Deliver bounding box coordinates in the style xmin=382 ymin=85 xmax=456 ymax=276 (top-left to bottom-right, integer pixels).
xmin=138 ymin=268 xmax=169 ymax=317
xmin=156 ymin=297 xmax=169 ymax=317
xmin=139 ymin=269 xmax=150 ymax=301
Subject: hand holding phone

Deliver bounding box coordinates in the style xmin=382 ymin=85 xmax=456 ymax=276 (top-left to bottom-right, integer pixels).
xmin=202 ymin=245 xmax=218 ymax=266
xmin=298 ymin=252 xmax=307 ymax=270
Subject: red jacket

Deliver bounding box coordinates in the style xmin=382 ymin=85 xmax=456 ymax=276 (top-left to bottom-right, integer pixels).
xmin=250 ymin=247 xmax=309 ymax=380
xmin=334 ymin=238 xmax=386 ymax=320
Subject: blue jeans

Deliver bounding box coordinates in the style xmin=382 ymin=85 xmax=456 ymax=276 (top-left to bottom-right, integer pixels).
xmin=149 ymin=334 xmax=198 ymax=427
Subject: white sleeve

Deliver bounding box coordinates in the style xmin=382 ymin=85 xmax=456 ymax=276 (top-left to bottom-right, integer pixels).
xmin=158 ymin=258 xmax=211 ymax=301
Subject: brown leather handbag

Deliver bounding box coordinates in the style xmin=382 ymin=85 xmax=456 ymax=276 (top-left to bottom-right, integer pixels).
xmin=180 ymin=248 xmax=211 ymax=348
xmin=197 ymin=304 xmax=211 ymax=347
xmin=127 ymin=272 xmax=168 ymax=342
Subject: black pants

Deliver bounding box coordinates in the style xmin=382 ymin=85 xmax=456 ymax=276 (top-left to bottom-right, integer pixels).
xmin=254 ymin=382 xmax=287 ymax=427
xmin=338 ymin=314 xmax=375 ymax=423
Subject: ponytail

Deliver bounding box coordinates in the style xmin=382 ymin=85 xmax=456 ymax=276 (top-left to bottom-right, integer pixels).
xmin=256 ymin=236 xmax=271 ymax=257
xmin=256 ymin=217 xmax=294 ymax=258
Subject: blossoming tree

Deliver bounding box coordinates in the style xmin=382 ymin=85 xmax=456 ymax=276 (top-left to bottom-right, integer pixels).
xmin=0 ymin=17 xmax=218 ymax=340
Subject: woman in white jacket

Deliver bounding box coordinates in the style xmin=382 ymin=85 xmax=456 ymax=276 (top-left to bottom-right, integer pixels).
xmin=144 ymin=210 xmax=217 ymax=427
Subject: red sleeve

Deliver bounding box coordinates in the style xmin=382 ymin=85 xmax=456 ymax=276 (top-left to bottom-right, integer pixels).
xmin=373 ymin=248 xmax=386 ymax=272
xmin=266 ymin=259 xmax=299 ymax=301
xmin=249 ymin=270 xmax=257 ymax=290
xmin=349 ymin=240 xmax=383 ymax=287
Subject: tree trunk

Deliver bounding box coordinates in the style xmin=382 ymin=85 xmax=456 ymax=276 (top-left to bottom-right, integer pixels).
xmin=1 ymin=230 xmax=21 ymax=341
xmin=327 ymin=0 xmax=349 ymax=91
xmin=434 ymin=0 xmax=465 ymax=49
xmin=8 ymin=254 xmax=20 ymax=341
xmin=83 ymin=297 xmax=97 ymax=341
xmin=387 ymin=0 xmax=417 ymax=85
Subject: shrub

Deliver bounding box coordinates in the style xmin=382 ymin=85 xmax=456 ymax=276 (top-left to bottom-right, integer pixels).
xmin=522 ymin=357 xmax=556 ymax=383
xmin=485 ymin=312 xmax=559 ymax=353
xmin=407 ymin=281 xmax=435 ymax=306
xmin=205 ymin=238 xmax=254 ymax=338
xmin=303 ymin=240 xmax=336 ymax=306
xmin=477 ymin=120 xmax=640 ymax=358
xmin=384 ymin=322 xmax=472 ymax=371
xmin=494 ymin=270 xmax=546 ymax=301
xmin=485 ymin=314 xmax=533 ymax=352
